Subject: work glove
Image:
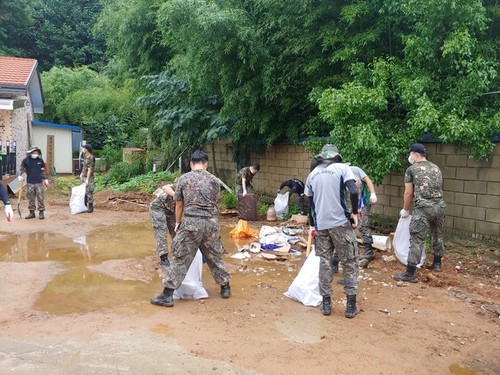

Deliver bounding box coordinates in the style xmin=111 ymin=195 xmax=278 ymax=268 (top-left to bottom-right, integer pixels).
xmin=400 ymin=209 xmax=410 ymax=218
xmin=370 ymin=193 xmax=377 ymax=204
xmin=43 ymin=179 xmax=49 ymax=188
xmin=18 ymin=175 xmax=24 ymax=182
xmin=5 ymin=205 xmax=13 ymax=222
xmin=174 ymin=222 xmax=181 ymax=233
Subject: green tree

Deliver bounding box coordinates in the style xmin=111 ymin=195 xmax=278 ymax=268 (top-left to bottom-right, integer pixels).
xmin=40 ymin=66 xmax=148 ymax=149
xmin=29 ymin=0 xmax=106 ymax=71
xmin=316 ymin=0 xmax=500 ymax=183
xmin=96 ymin=0 xmax=171 ymax=80
xmin=0 ymin=0 xmax=34 ymax=56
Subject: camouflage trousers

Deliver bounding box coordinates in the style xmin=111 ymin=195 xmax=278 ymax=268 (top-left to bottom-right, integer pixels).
xmin=163 ymin=216 xmax=230 ymax=289
xmin=26 ymin=183 xmax=45 ymax=211
xmin=359 ymin=204 xmax=373 ymax=244
xmin=315 ymin=222 xmax=359 ymax=296
xmin=149 ymin=200 xmax=176 ymax=257
xmin=408 ymin=202 xmax=446 ymax=266
xmin=85 ymin=181 xmax=94 ymax=205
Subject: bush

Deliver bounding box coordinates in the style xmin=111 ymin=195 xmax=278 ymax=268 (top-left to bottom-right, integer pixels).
xmin=99 ymin=170 xmax=178 ymax=193
xmin=219 ymin=191 xmax=238 ymax=210
xmin=258 ymin=202 xmax=269 ymax=216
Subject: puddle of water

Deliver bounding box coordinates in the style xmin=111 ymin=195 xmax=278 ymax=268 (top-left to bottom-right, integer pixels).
xmin=449 ymin=364 xmax=478 ymax=375
xmin=2 ymin=222 xmax=299 ymax=316
xmin=1 ymin=222 xmax=157 ymax=315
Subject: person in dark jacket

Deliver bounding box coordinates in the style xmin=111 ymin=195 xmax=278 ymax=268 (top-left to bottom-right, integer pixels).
xmin=277 ymin=178 xmax=305 ymax=214
xmin=19 ymin=146 xmax=48 ymax=219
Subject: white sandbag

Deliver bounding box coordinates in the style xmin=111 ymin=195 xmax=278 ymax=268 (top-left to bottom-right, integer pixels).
xmin=69 ymin=184 xmax=87 ymax=214
xmin=393 ymin=216 xmax=426 ymax=268
xmin=284 ymin=247 xmax=322 ymax=307
xmin=274 ymin=192 xmax=289 ymax=219
xmin=174 ymin=250 xmax=208 ymax=300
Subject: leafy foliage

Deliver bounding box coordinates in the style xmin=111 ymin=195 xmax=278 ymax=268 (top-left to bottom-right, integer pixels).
xmin=0 ymin=0 xmax=34 ymax=56
xmin=98 ymin=170 xmax=178 ymax=194
xmin=29 ymin=0 xmax=106 ymax=71
xmin=40 ymin=66 xmax=149 ymax=149
xmin=219 ymin=191 xmax=238 ymax=210
xmin=315 ymin=0 xmax=499 ymax=182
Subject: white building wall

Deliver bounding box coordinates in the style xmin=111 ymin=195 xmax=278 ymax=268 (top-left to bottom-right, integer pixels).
xmin=32 ymin=126 xmax=73 ymax=174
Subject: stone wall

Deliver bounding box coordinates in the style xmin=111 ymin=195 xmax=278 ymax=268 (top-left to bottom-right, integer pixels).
xmin=203 ymin=140 xmax=500 ymax=242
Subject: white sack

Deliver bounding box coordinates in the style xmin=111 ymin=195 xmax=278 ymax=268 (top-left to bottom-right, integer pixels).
xmin=70 ymin=184 xmax=87 ymax=214
xmin=284 ymin=247 xmax=322 ymax=307
xmin=393 ymin=216 xmax=426 ymax=268
xmin=274 ymin=192 xmax=289 ymax=219
xmin=174 ymin=250 xmax=209 ymax=300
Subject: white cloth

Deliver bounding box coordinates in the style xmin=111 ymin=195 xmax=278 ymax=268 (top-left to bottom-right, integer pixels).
xmin=393 ymin=216 xmax=426 ymax=268
xmin=274 ymin=192 xmax=289 ymax=219
xmin=173 ymin=250 xmax=208 ymax=299
xmin=69 ymin=184 xmax=87 ymax=214
xmin=284 ymin=247 xmax=322 ymax=307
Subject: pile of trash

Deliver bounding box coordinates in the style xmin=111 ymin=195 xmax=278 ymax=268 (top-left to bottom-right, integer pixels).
xmin=229 ymin=220 xmax=308 ymax=261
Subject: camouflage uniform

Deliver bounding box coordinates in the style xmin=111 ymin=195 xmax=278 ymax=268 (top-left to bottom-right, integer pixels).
xmin=149 ymin=184 xmax=176 ymax=258
xmin=405 ymin=161 xmax=445 ymax=266
xmin=26 ymin=183 xmax=45 ymax=211
xmin=163 ymin=170 xmax=230 ymax=289
xmin=316 ymin=223 xmax=359 ymax=296
xmin=81 ymin=154 xmax=95 ymax=205
xmin=235 ymin=166 xmax=255 ymax=195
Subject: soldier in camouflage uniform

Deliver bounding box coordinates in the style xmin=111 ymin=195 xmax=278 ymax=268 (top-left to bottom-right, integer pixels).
xmin=305 ymin=144 xmax=361 ymax=318
xmin=235 ymin=164 xmax=260 ymax=196
xmin=80 ymin=144 xmax=95 ymax=213
xmin=20 ymin=146 xmax=48 ymax=219
xmin=393 ymin=143 xmax=446 ymax=282
xmin=151 ymin=150 xmax=231 ymax=307
xmin=149 ymin=181 xmax=177 ymax=268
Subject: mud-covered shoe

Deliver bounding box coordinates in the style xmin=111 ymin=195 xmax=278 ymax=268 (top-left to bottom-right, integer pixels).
xmin=392 ymin=265 xmax=418 ymax=283
xmin=359 ymin=244 xmax=375 ymax=260
xmin=38 ymin=210 xmax=44 ymax=220
xmin=345 ymin=295 xmax=359 ymax=318
xmin=150 ymin=288 xmax=174 ymax=307
xmin=431 ymin=255 xmax=442 ymax=272
xmin=220 ymin=283 xmax=231 ymax=299
xmin=321 ymin=295 xmax=332 ymax=316
xmin=25 ymin=210 xmax=35 ymax=219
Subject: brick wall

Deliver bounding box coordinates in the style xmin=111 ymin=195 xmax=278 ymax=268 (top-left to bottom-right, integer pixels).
xmin=204 ymin=140 xmax=500 ymax=242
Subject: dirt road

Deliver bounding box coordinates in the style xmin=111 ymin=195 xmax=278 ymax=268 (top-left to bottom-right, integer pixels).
xmin=0 ymin=191 xmax=498 ymax=374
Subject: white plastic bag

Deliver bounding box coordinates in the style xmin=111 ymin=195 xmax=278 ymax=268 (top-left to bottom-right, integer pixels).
xmin=274 ymin=192 xmax=289 ymax=219
xmin=70 ymin=184 xmax=87 ymax=214
xmin=284 ymin=247 xmax=322 ymax=307
xmin=393 ymin=216 xmax=426 ymax=268
xmin=173 ymin=250 xmax=208 ymax=300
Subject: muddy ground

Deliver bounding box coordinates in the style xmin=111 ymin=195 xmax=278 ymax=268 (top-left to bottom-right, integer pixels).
xmin=0 ymin=190 xmax=498 ymax=375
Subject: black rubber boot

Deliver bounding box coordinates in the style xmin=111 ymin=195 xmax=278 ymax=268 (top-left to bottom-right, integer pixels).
xmin=25 ymin=210 xmax=35 ymax=219
xmin=151 ymin=288 xmax=174 ymax=307
xmin=359 ymin=243 xmax=375 ymax=260
xmin=345 ymin=295 xmax=359 ymax=318
xmin=321 ymin=295 xmax=332 ymax=316
xmin=331 ymin=260 xmax=339 ymax=274
xmin=39 ymin=210 xmax=44 ymax=220
xmin=87 ymin=203 xmax=93 ymax=213
xmin=431 ymin=255 xmax=442 ymax=272
xmin=160 ymin=254 xmax=170 ymax=269
xmin=220 ymin=283 xmax=231 ymax=299
xmin=392 ymin=265 xmax=418 ymax=283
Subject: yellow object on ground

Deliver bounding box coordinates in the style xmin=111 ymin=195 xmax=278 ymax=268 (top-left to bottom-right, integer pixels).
xmin=229 ymin=219 xmax=260 ymax=238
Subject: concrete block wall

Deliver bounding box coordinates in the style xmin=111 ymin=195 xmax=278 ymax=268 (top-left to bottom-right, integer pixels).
xmin=204 ymin=140 xmax=500 ymax=242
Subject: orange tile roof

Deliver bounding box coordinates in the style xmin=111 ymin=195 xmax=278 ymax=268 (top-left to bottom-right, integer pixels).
xmin=0 ymin=56 xmax=38 ymax=87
